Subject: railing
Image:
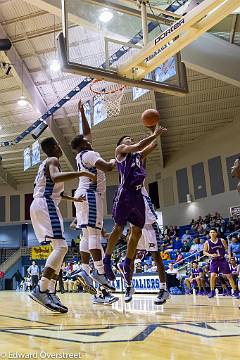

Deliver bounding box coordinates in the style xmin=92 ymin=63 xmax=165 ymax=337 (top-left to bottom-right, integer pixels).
xmin=0 ymin=247 xmax=30 ymax=273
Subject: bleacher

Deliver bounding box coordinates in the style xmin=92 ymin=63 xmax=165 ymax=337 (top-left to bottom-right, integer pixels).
xmin=0 ymin=248 xmax=19 ymax=265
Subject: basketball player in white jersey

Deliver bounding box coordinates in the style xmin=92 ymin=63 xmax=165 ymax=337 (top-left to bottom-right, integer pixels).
xmin=71 ymin=100 xmax=116 ymax=293
xmin=136 ymin=187 xmax=170 ymax=305
xmin=29 ymin=137 xmax=95 ymax=312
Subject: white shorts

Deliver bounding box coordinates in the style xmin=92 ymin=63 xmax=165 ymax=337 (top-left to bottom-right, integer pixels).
xmin=137 ymin=223 xmax=160 ymax=252
xmin=75 ymin=190 xmax=104 ymax=230
xmin=143 ymin=195 xmax=158 ymax=224
xmin=30 ymin=197 xmax=64 ymax=243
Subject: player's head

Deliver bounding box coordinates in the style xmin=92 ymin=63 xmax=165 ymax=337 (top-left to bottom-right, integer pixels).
xmin=71 ymin=135 xmax=92 ymax=153
xmin=192 ymin=261 xmax=198 ymax=268
xmin=230 ymin=257 xmax=236 ymax=265
xmin=209 ymin=228 xmax=218 ymax=238
xmin=41 ymin=137 xmax=62 ymax=158
xmin=117 ymin=135 xmax=134 ymax=146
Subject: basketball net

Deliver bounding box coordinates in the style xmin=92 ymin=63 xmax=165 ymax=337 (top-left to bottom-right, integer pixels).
xmin=90 ymin=80 xmax=125 ymax=117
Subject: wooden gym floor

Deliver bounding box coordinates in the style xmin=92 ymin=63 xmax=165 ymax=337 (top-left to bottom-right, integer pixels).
xmin=0 ymin=291 xmax=239 ymax=360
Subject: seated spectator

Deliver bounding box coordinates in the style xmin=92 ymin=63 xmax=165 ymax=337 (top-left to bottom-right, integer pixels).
xmin=229 ymin=257 xmax=240 ymax=287
xmin=166 ymin=263 xmax=179 ymax=278
xmin=181 ymin=240 xmax=191 ymax=252
xmin=173 ymin=237 xmax=183 ymax=251
xmin=161 ymin=250 xmax=170 ymax=260
xmin=135 ymin=262 xmax=143 ymax=273
xmin=150 ymin=261 xmax=157 ymax=272
xmin=229 ymin=237 xmax=240 ymax=257
xmin=189 ymin=238 xmax=203 ymax=254
xmin=175 ymin=251 xmax=184 ymax=265
xmin=166 ymin=263 xmax=180 ymax=288
xmin=143 ymin=264 xmax=152 ymax=273
xmin=181 ymin=230 xmax=192 ymax=242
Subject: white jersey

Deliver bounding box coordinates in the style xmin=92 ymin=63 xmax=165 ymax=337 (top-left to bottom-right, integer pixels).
xmin=33 ymin=159 xmax=64 ymax=203
xmin=75 ymin=150 xmax=106 ymax=195
xmin=141 ymin=187 xmax=158 ymax=224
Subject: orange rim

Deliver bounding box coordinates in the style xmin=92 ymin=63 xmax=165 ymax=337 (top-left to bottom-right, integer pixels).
xmin=89 ymin=79 xmax=126 ymax=95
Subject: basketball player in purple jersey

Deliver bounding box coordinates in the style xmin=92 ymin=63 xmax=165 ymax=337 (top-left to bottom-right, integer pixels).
xmin=203 ymin=228 xmax=239 ymax=298
xmin=104 ymin=125 xmax=166 ymax=286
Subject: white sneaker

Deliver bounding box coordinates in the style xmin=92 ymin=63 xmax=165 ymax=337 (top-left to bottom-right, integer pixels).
xmin=124 ymin=286 xmax=135 ymax=303
xmin=92 ymin=295 xmax=105 ymax=304
xmin=154 ymin=289 xmax=170 ymax=305
xmin=91 ymin=269 xmax=115 ymax=291
xmin=103 ymin=294 xmax=119 ymax=305
xmin=75 ymin=270 xmax=97 ymax=295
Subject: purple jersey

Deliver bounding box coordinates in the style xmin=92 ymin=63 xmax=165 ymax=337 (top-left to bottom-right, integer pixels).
xmin=230 ymin=264 xmax=238 ymax=273
xmin=117 ymin=152 xmax=146 ymax=191
xmin=192 ymin=267 xmax=203 ymax=277
xmin=207 ymin=238 xmax=226 ymax=259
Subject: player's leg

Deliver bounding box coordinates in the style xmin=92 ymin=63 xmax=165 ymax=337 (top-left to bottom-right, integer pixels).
xmin=195 ymin=276 xmax=202 ymax=293
xmin=73 ymin=228 xmax=97 ymax=295
xmin=119 ymin=225 xmax=142 ymax=286
xmin=220 ymin=259 xmax=238 ymax=298
xmin=103 ymin=224 xmax=124 ymax=280
xmin=88 ymin=227 xmax=115 ymax=291
xmin=208 ymin=273 xmax=217 ymax=298
xmin=185 ymin=277 xmax=192 ymax=293
xmin=29 ymin=199 xmax=68 ymax=312
xmin=225 ymin=274 xmax=238 ymax=298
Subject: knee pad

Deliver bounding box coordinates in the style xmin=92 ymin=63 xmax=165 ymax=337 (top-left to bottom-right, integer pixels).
xmin=87 ymin=227 xmax=101 ymax=250
xmin=80 ymin=228 xmax=90 ymax=253
xmin=46 ymin=239 xmax=68 ymax=272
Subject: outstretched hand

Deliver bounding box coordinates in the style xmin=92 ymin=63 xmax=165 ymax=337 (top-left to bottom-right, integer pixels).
xmin=153 ymin=124 xmax=167 ymax=137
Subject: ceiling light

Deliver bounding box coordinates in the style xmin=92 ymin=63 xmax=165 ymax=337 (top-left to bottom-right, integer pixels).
xmin=99 ymin=10 xmax=113 ymax=23
xmin=50 ymin=59 xmax=61 ymax=72
xmin=18 ymin=95 xmax=28 ymax=107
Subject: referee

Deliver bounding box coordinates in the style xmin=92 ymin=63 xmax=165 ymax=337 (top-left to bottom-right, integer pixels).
xmin=27 ymin=261 xmax=39 ymax=290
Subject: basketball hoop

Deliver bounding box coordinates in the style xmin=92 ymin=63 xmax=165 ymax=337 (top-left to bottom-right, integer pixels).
xmin=90 ymin=80 xmax=125 ymax=117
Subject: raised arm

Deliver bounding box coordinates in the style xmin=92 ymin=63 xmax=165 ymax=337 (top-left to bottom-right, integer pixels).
xmin=47 ymin=158 xmax=96 ymax=183
xmin=95 ymin=158 xmax=116 ymax=172
xmin=78 ymin=100 xmax=92 ymax=144
xmin=116 ymin=126 xmax=167 ymax=157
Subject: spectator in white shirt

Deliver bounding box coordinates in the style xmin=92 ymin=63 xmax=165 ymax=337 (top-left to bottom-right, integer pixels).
xmin=166 ymin=263 xmax=180 ymax=279
xmin=27 ymin=261 xmax=39 ymax=289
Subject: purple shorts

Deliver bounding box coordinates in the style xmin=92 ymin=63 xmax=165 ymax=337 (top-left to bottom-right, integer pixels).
xmin=210 ymin=258 xmax=231 ymax=274
xmin=112 ymin=187 xmax=145 ymax=229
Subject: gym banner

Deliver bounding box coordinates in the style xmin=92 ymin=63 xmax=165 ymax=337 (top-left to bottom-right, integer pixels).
xmin=114 ymin=273 xmax=159 ymax=293
xmin=230 ymin=205 xmax=240 ymax=217
xmin=31 ymin=245 xmax=52 ymax=260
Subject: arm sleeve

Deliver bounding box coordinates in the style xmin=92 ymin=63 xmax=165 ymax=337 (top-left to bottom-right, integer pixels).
xmin=82 ymin=151 xmax=101 ymax=167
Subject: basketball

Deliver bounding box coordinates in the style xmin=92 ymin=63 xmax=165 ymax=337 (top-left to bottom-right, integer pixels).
xmin=141 ymin=109 xmax=160 ymax=128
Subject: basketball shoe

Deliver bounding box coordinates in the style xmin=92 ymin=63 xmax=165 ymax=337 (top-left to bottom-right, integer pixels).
xmin=49 ymin=293 xmax=68 ymax=313
xmin=208 ymin=290 xmax=215 ymax=298
xmin=74 ymin=270 xmax=97 ymax=295
xmin=154 ymin=289 xmax=170 ymax=305
xmin=124 ymin=285 xmax=135 ymax=303
xmin=91 ymin=269 xmax=115 ymax=291
xmin=29 ymin=285 xmax=65 ymax=313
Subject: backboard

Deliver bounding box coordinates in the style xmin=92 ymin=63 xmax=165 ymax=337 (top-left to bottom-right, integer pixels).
xmin=57 ymin=0 xmax=189 ymax=98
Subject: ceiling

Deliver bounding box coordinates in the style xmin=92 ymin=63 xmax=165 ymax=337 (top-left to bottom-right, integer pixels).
xmin=0 ymin=0 xmax=239 ymax=189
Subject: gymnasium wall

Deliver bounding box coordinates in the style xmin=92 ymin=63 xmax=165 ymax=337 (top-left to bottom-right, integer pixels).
xmin=158 ymin=119 xmax=240 ymax=225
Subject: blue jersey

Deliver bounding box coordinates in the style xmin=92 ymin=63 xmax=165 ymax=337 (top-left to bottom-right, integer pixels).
xmin=117 ymin=152 xmax=146 ymax=191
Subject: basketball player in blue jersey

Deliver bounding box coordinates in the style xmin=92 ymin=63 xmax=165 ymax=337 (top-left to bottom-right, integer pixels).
xmin=70 ymin=100 xmax=117 ymax=294
xmin=203 ymin=228 xmax=239 ymax=298
xmin=30 ymin=137 xmax=95 ymax=313
xmin=103 ymin=125 xmax=166 ymax=287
